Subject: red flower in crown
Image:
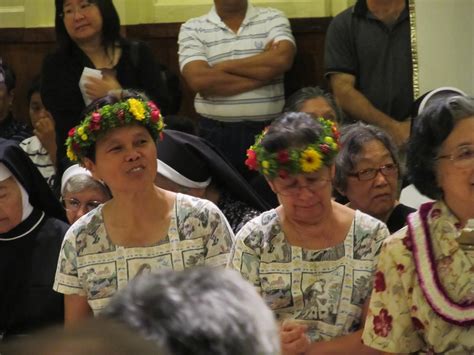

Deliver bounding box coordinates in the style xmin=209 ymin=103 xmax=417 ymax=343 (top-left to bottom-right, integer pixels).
xmin=373 ymin=309 xmax=393 ymax=337
xmin=374 ymin=271 xmax=386 ymax=292
xmin=150 ymin=109 xmax=160 ymax=123
xmin=245 ymin=149 xmax=258 ymax=170
xmin=319 ymin=143 xmax=330 ymax=154
xmin=147 ymin=101 xmax=159 ymax=112
xmin=89 ymin=112 xmax=101 ymax=131
xmin=277 ymin=150 xmax=289 ymax=164
xmin=117 ymin=109 xmax=125 ymax=122
xmin=278 ymin=169 xmax=289 ymax=179
xmin=68 ymin=127 xmax=76 ymax=137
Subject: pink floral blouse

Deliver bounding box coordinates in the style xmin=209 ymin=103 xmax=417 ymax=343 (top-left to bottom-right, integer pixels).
xmin=362 ymin=201 xmax=474 ymax=354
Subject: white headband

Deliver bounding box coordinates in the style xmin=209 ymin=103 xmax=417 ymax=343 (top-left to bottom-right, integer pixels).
xmin=157 ymin=159 xmax=211 ymax=189
xmin=61 ymin=164 xmax=92 ymax=194
xmin=418 ymin=86 xmax=467 ymax=115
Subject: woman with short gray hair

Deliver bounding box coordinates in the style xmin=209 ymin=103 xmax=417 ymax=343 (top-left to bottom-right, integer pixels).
xmin=61 ymin=165 xmax=112 ymax=224
xmin=334 ymin=123 xmax=414 ymax=233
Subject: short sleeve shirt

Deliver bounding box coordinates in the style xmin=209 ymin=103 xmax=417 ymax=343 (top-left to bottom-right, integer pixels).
xmin=228 ymin=209 xmax=389 ymax=341
xmin=178 ymin=4 xmax=295 ymax=122
xmin=362 ymin=202 xmax=474 ymax=354
xmin=54 ymin=193 xmax=234 ymax=315
xmin=324 ymin=0 xmax=413 ymax=121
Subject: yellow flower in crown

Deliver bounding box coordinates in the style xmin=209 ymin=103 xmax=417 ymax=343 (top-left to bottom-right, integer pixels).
xmin=300 ymin=147 xmax=322 ymax=173
xmin=66 ymin=146 xmax=77 ymax=162
xmin=65 ymin=95 xmax=166 ymax=163
xmin=128 ymin=98 xmax=146 ymax=121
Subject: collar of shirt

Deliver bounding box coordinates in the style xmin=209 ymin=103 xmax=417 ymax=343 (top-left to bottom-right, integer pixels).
xmin=208 ymin=3 xmax=258 ymax=31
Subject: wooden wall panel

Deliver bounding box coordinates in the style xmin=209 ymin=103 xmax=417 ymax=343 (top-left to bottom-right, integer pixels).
xmin=0 ymin=18 xmax=331 ymax=125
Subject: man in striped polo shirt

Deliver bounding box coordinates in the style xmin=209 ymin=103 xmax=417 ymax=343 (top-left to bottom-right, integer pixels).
xmin=178 ymin=0 xmax=296 ymax=179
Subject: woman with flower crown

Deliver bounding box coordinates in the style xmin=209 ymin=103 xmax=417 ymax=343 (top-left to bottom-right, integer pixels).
xmin=228 ymin=112 xmax=389 ymax=354
xmin=53 ymin=91 xmax=234 ymax=323
xmin=362 ymin=96 xmax=474 ymax=353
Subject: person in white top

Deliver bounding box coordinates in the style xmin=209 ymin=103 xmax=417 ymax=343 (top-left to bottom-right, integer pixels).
xmin=178 ymin=0 xmax=296 ymax=179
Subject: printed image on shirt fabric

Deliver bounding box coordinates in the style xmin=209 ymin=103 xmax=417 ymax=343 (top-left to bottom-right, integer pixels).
xmin=261 ymin=272 xmax=293 ymax=309
xmin=351 ymin=269 xmax=373 ymax=305
xmin=299 ymin=268 xmax=344 ymax=325
xmin=81 ymin=262 xmax=117 ymax=300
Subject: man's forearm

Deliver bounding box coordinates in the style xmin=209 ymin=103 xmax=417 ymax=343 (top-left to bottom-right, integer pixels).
xmin=334 ymin=84 xmax=397 ymax=131
xmin=216 ymin=41 xmax=295 ymax=81
xmin=186 ymin=66 xmax=266 ymax=97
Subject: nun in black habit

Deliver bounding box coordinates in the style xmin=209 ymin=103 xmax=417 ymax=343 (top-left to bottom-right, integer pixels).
xmin=0 ymin=138 xmax=69 ymax=340
xmin=155 ymin=130 xmax=270 ymax=233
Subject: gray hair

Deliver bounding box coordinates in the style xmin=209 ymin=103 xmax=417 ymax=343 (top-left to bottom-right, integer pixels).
xmin=62 ymin=174 xmax=111 ymax=198
xmin=102 ymin=267 xmax=280 ymax=355
xmin=334 ymin=123 xmax=400 ymax=193
xmin=284 ymin=86 xmax=345 ymax=124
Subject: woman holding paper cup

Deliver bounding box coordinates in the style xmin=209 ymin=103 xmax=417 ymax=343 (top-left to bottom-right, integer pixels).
xmin=362 ymin=95 xmax=474 ymax=353
xmin=41 ymin=0 xmax=172 ymax=173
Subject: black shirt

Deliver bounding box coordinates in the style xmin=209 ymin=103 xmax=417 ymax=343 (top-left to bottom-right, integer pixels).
xmin=386 ymin=203 xmax=416 ymax=234
xmin=324 ymin=0 xmax=413 ymax=121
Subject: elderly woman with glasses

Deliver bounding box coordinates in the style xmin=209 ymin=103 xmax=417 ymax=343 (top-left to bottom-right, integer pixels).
xmin=334 ymin=123 xmax=415 ymax=234
xmin=229 ymin=112 xmax=388 ymax=354
xmin=362 ymin=96 xmax=474 ymax=353
xmin=60 ymin=164 xmax=112 ymax=224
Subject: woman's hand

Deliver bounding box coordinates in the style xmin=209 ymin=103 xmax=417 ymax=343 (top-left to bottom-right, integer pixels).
xmin=280 ymin=321 xmax=311 ymax=355
xmin=34 ymin=115 xmax=57 ymax=165
xmin=84 ymin=73 xmax=122 ymax=101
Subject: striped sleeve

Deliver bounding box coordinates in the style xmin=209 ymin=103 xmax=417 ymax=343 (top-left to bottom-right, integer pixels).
xmin=178 ymin=20 xmax=209 ymax=71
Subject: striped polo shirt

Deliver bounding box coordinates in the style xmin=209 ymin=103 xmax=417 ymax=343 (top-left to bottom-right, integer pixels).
xmin=178 ymin=4 xmax=295 ymax=122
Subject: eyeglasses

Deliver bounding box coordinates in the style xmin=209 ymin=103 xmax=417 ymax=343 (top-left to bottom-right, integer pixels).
xmin=273 ymin=176 xmax=331 ymax=196
xmin=61 ymin=1 xmax=96 ymax=19
xmin=348 ymin=163 xmax=398 ymax=181
xmin=61 ymin=197 xmax=102 ymax=212
xmin=436 ymin=144 xmax=474 ymax=169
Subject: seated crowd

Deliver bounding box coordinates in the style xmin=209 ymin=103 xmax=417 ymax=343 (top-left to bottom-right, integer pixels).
xmin=0 ymin=0 xmax=472 ymax=354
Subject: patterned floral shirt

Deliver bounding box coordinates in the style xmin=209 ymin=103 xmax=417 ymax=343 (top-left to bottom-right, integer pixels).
xmin=362 ymin=201 xmax=474 ymax=354
xmin=54 ymin=193 xmax=234 ymax=315
xmin=228 ymin=209 xmax=389 ymax=341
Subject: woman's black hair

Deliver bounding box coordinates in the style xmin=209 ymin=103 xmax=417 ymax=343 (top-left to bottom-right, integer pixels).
xmin=408 ymin=95 xmax=474 ymax=200
xmin=54 ymin=0 xmax=121 ymax=53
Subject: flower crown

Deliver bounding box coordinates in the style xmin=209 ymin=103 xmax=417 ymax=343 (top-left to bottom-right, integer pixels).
xmin=245 ymin=117 xmax=340 ymax=178
xmin=66 ymin=97 xmax=165 ymax=162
